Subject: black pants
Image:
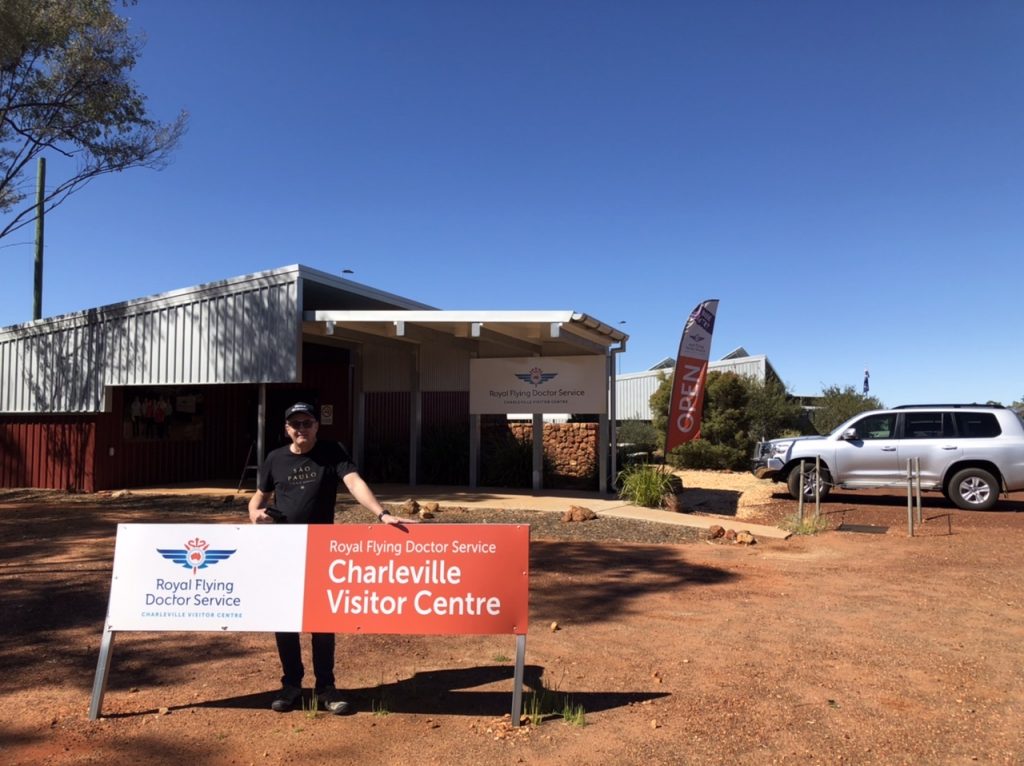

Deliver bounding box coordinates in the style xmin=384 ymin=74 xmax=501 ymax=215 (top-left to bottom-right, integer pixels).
xmin=274 ymin=632 xmax=336 ymax=692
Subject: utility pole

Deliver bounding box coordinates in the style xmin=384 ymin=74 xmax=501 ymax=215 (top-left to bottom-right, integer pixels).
xmin=33 ymin=157 xmax=45 ymax=320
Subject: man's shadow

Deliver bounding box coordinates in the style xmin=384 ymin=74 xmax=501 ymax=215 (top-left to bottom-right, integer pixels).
xmin=124 ymin=663 xmax=668 ymax=718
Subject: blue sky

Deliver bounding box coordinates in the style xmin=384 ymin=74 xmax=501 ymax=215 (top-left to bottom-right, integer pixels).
xmin=2 ymin=1 xmax=1022 ymax=406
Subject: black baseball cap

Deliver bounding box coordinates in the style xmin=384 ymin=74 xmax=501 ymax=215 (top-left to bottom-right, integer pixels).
xmin=284 ymin=402 xmax=318 ymax=421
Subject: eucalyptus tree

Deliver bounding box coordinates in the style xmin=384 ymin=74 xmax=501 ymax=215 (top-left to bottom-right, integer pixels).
xmin=0 ymin=0 xmax=187 ymax=239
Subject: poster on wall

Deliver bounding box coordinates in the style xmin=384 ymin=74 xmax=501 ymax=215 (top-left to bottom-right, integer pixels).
xmin=320 ymin=404 xmax=334 ymax=425
xmin=469 ymin=356 xmax=607 ymax=415
xmin=124 ymin=387 xmax=204 ymax=442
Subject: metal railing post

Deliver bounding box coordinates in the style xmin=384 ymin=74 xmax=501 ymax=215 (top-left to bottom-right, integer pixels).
xmin=906 ymin=459 xmax=915 ymax=537
xmin=797 ymin=459 xmax=806 ymax=523
xmin=915 ymin=456 xmax=922 ymax=525
xmin=814 ymin=454 xmax=822 ymax=519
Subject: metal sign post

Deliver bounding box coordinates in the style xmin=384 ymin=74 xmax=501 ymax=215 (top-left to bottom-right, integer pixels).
xmin=511 ymin=634 xmax=527 ymax=725
xmin=88 ymin=628 xmax=116 ymax=720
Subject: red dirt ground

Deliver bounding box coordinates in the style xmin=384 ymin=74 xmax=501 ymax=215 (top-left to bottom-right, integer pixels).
xmin=1 ymin=477 xmax=1022 ymax=765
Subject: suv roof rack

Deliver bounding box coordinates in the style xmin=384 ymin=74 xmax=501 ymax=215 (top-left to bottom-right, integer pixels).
xmin=892 ymin=403 xmax=1004 ymax=409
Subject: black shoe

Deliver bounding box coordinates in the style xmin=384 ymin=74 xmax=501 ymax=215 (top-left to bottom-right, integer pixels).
xmin=317 ymin=687 xmax=352 ymax=715
xmin=271 ymin=685 xmax=302 ymax=712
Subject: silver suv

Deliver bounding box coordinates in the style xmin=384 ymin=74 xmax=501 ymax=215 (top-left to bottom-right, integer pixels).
xmin=751 ymin=405 xmax=1024 ymax=510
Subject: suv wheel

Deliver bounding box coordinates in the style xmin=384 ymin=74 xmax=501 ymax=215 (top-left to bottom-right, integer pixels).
xmin=787 ymin=462 xmax=832 ymax=502
xmin=948 ymin=468 xmax=999 ymax=511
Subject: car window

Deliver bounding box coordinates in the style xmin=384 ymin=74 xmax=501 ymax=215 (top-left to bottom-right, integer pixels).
xmin=953 ymin=412 xmax=1002 ymax=438
xmin=903 ymin=412 xmax=947 ymax=439
xmin=851 ymin=413 xmax=896 ymax=440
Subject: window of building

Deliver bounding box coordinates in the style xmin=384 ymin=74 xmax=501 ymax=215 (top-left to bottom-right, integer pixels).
xmin=124 ymin=387 xmax=205 ymax=441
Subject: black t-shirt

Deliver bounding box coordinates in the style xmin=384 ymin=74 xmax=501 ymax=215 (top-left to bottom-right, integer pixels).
xmin=258 ymin=440 xmax=358 ymax=524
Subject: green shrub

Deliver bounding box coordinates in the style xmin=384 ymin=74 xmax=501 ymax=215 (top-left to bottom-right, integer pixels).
xmin=617 ymin=464 xmax=679 ymax=508
xmin=616 ymin=420 xmax=659 ymax=465
xmin=667 ymin=440 xmax=747 ymax=471
xmin=616 ymin=420 xmax=659 ymax=452
xmin=480 ymin=433 xmax=534 ymax=488
xmin=419 ymin=424 xmax=469 ymax=485
xmin=651 ymin=370 xmax=805 ymax=452
xmin=810 ymin=385 xmax=885 ymax=434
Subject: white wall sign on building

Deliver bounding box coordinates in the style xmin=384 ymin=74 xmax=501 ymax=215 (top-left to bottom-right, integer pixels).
xmin=469 ymin=356 xmax=607 ymax=415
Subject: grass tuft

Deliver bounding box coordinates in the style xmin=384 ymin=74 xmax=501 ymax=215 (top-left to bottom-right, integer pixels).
xmin=617 ymin=464 xmax=679 ymax=508
xmin=561 ymin=698 xmax=587 ymax=726
xmin=780 ymin=513 xmax=829 ymax=535
xmin=372 ymin=670 xmax=390 ymax=716
xmin=301 ymin=693 xmax=320 ymax=719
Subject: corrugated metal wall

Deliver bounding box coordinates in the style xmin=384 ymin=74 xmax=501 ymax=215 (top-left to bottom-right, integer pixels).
xmin=360 ymin=342 xmax=470 ymax=393
xmin=361 ymin=344 xmax=413 ymax=392
xmin=115 ymin=384 xmax=256 ymax=488
xmin=423 ymin=391 xmax=469 ymax=430
xmin=362 ymin=391 xmax=410 ymax=482
xmin=358 ymin=343 xmax=470 ymax=483
xmin=421 ymin=345 xmax=470 ymax=391
xmin=0 ymin=417 xmax=96 ymax=490
xmin=419 ymin=391 xmax=470 ymax=485
xmin=0 ymin=280 xmax=299 ymax=413
xmin=617 ymin=372 xmax=667 ymax=420
xmin=710 ymin=357 xmax=766 ymax=382
xmin=296 ymin=343 xmax=353 ymax=447
xmin=0 ymin=384 xmax=259 ymax=491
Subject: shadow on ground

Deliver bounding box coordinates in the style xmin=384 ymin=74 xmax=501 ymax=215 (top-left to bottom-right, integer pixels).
xmin=681 ymin=487 xmax=743 ymax=516
xmin=770 ymin=488 xmax=1024 ymax=514
xmin=110 ymin=664 xmax=672 ymax=719
xmin=529 ymin=539 xmax=736 ymax=623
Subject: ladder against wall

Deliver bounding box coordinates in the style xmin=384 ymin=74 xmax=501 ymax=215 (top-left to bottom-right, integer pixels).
xmin=237 ymin=442 xmax=258 ymax=492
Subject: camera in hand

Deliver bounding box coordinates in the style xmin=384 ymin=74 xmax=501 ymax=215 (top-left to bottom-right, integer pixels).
xmin=264 ymin=507 xmax=286 ymax=523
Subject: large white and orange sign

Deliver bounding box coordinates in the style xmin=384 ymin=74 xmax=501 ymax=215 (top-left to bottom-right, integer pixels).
xmin=105 ymin=524 xmax=530 ymax=635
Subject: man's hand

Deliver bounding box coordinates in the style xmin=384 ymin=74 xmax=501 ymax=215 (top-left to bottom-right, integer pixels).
xmin=249 ymin=506 xmax=275 ymax=524
xmin=248 ymin=489 xmax=276 ymax=524
xmin=379 ymin=511 xmax=420 ymax=525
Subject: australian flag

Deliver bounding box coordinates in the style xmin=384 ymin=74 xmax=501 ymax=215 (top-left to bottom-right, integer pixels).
xmin=863 ymin=368 xmax=870 ymax=395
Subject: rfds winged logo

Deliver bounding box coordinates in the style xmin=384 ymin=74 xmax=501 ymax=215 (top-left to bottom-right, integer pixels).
xmin=157 ymin=537 xmax=236 ymax=575
xmin=514 ymin=367 xmax=557 ymax=386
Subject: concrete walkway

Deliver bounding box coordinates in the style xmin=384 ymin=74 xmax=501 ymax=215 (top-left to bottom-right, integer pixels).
xmin=373 ymin=484 xmax=791 ymax=539
xmin=131 ymin=481 xmax=791 ymax=540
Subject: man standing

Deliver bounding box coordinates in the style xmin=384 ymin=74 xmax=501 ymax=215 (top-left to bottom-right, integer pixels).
xmin=248 ymin=402 xmax=408 ymax=715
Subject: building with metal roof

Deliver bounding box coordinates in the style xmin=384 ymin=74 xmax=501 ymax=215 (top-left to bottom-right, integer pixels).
xmin=0 ymin=265 xmax=627 ymax=492
xmin=616 ymin=348 xmax=780 ymax=422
